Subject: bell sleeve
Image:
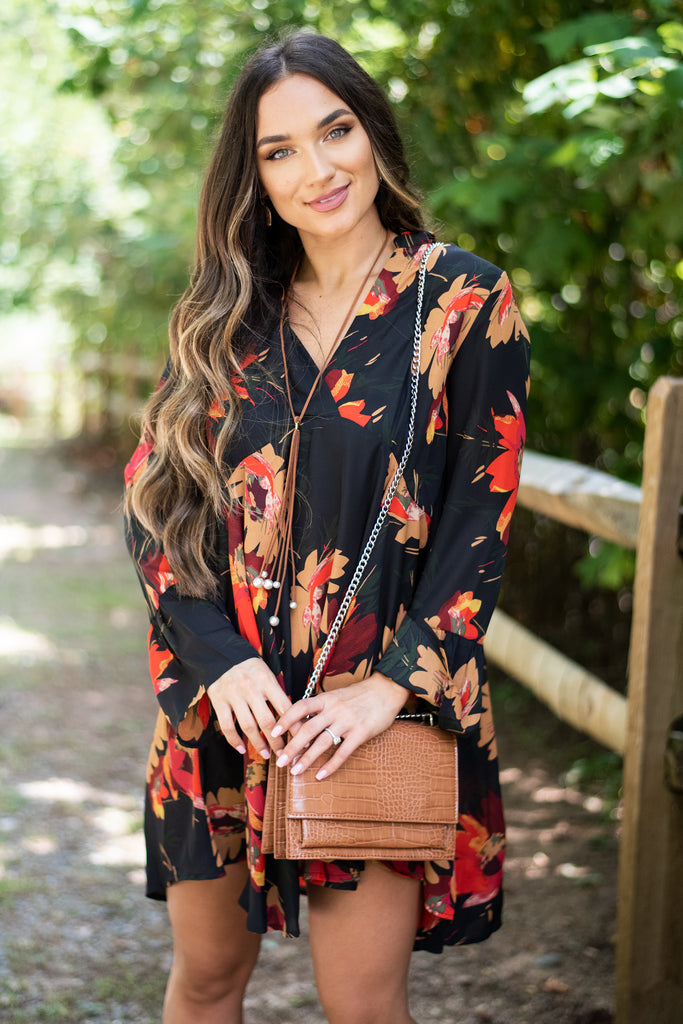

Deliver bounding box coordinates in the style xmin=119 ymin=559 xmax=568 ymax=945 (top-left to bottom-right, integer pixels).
xmin=124 ymin=434 xmax=257 ymax=745
xmin=376 ymin=266 xmax=530 ymax=735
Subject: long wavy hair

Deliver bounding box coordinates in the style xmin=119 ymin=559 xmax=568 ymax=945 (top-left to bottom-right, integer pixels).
xmin=125 ymin=31 xmax=426 ymax=598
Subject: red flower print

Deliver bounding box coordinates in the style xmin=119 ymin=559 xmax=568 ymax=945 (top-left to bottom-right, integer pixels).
xmin=141 ymin=549 xmax=176 ymax=605
xmin=426 ymin=388 xmax=447 ymax=444
xmin=124 ymin=438 xmax=153 ymax=488
xmin=456 ymin=813 xmax=504 ymax=905
xmin=433 ymin=590 xmax=481 ymax=639
xmin=325 ymin=368 xmax=353 ymax=402
xmin=485 ymin=390 xmax=526 ymax=543
xmin=338 ymin=400 xmax=371 ymax=426
xmin=303 ymin=555 xmax=334 ymax=632
xmin=431 ymin=287 xmax=486 ymax=361
xmin=497 ymin=277 xmax=513 ymax=326
xmin=242 ymin=453 xmax=282 ymax=528
xmin=360 ymin=277 xmax=393 ymax=319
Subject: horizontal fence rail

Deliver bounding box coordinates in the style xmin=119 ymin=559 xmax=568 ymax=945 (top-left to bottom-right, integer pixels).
xmin=485 ymin=608 xmax=627 ymax=754
xmin=518 ymin=449 xmax=641 ymax=548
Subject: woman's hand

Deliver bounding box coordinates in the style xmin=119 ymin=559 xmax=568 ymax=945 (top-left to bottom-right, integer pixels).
xmin=270 ymin=672 xmax=409 ymax=779
xmin=207 ymin=657 xmax=292 ymax=759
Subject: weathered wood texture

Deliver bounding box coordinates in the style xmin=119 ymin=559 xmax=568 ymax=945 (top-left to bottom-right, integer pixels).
xmin=518 ymin=450 xmax=642 ymax=548
xmin=485 ymin=609 xmax=627 ymax=754
xmin=615 ymin=377 xmax=683 ymax=1022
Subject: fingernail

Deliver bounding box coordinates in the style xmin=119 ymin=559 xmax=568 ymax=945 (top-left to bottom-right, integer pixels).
xmin=315 ymin=769 xmax=327 ymax=781
xmin=271 ymin=725 xmax=283 ymax=737
xmin=276 ymin=754 xmax=289 ymax=768
xmin=291 ymin=762 xmax=303 ymax=775
xmin=261 ymin=748 xmax=271 ymax=760
xmin=236 ymin=744 xmax=246 ymax=755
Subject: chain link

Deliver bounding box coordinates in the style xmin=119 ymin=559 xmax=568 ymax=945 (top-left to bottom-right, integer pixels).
xmin=304 ymin=243 xmax=437 ymax=699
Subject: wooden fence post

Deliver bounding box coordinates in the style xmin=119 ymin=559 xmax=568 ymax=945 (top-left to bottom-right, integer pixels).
xmin=615 ymin=377 xmax=683 ymax=1021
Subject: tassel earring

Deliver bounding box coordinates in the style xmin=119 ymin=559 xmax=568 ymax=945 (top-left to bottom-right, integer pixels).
xmin=260 ymin=193 xmax=272 ymax=227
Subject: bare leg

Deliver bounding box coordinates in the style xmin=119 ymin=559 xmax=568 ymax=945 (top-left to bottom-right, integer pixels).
xmin=163 ymin=863 xmax=261 ymax=1024
xmin=307 ymin=861 xmax=422 ymax=1024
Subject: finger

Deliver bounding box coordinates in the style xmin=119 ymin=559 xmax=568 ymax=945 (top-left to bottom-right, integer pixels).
xmin=212 ymin=704 xmax=246 ymax=756
xmin=249 ymin=698 xmax=287 ymax=755
xmin=287 ymin=728 xmax=341 ymax=776
xmin=271 ymin=695 xmax=326 ymax=738
xmin=231 ymin=703 xmax=272 ymax=760
xmin=311 ymin=739 xmax=357 ymax=780
xmin=275 ymin=712 xmax=331 ymax=765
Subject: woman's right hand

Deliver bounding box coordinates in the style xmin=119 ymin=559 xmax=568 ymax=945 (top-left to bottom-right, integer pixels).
xmin=207 ymin=657 xmax=292 ymax=759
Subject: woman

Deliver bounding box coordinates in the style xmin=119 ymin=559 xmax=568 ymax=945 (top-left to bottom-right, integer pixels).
xmin=125 ymin=31 xmax=530 ymax=1024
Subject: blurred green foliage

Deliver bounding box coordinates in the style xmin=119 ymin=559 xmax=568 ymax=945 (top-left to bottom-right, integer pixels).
xmin=1 ymin=0 xmax=681 ymax=493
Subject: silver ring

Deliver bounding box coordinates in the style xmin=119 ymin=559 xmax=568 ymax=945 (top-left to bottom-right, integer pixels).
xmin=324 ymin=727 xmax=342 ymax=746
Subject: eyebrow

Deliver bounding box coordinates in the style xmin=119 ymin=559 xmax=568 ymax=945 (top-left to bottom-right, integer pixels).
xmin=256 ymin=107 xmax=354 ymax=149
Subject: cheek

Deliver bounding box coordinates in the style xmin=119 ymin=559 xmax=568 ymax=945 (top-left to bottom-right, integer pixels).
xmin=260 ymin=167 xmax=296 ymax=203
xmin=351 ymin=138 xmax=378 ymax=181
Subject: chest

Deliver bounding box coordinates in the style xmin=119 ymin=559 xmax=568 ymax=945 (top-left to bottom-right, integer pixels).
xmin=287 ymin=285 xmax=366 ymax=372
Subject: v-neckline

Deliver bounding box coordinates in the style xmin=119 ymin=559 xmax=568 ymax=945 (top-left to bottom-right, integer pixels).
xmin=286 ymin=238 xmax=399 ymax=374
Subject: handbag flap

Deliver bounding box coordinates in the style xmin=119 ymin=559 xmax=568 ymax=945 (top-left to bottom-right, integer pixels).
xmin=287 ymin=722 xmax=457 ymax=825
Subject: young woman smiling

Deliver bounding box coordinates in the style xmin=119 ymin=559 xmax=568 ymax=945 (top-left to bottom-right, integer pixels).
xmin=125 ymin=32 xmax=530 ymax=1024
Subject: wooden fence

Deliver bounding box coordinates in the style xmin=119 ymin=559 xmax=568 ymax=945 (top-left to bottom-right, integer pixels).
xmin=486 ymin=377 xmax=683 ymax=1023
xmin=78 ymin=357 xmax=682 ymax=1019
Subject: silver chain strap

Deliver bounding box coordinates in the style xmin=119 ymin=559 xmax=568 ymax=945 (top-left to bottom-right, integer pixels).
xmin=303 ymin=243 xmax=437 ymax=699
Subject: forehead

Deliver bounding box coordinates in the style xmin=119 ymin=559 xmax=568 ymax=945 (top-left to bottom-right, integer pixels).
xmin=256 ymin=73 xmax=349 ymax=133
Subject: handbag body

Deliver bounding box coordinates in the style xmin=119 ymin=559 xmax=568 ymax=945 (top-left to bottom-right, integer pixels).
xmin=262 ymin=719 xmax=458 ymax=861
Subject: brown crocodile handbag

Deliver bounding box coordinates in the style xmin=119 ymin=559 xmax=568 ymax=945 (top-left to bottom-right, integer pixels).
xmin=262 ymin=717 xmax=458 ymax=860
xmin=261 ymin=244 xmax=459 ymax=862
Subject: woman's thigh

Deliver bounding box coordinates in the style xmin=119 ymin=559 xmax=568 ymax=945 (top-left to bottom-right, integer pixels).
xmin=306 ymin=862 xmax=422 ymax=1024
xmin=166 ymin=863 xmax=261 ymax=997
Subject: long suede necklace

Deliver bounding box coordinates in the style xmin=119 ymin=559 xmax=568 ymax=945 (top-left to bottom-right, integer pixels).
xmin=254 ymin=230 xmax=391 ymax=627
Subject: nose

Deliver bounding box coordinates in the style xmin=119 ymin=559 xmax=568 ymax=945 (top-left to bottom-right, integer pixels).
xmin=303 ymin=143 xmax=334 ymax=187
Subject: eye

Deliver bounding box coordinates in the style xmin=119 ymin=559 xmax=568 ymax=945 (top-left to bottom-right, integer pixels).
xmin=266 ymin=147 xmax=292 ymax=162
xmin=327 ymin=124 xmax=352 ymax=141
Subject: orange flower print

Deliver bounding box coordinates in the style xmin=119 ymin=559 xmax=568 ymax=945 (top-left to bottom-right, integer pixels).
xmin=486 ymin=274 xmax=527 ymax=349
xmin=445 ymin=658 xmax=482 ymax=731
xmin=485 ymin=390 xmax=525 ymax=543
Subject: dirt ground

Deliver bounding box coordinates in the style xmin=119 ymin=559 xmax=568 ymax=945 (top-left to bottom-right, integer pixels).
xmin=0 ymin=440 xmax=620 ymax=1023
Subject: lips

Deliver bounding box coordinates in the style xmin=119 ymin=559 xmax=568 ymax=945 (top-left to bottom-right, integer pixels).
xmin=307 ymin=184 xmax=349 ymax=212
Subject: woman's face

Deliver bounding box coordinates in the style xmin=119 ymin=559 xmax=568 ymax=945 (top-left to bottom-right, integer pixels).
xmin=256 ymin=73 xmax=382 ymax=247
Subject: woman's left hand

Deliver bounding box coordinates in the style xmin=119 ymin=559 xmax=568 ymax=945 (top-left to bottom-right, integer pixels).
xmin=270 ymin=672 xmax=409 ymax=779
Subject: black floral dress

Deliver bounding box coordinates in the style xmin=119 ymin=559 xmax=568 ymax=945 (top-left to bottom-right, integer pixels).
xmin=124 ymin=231 xmax=530 ymax=953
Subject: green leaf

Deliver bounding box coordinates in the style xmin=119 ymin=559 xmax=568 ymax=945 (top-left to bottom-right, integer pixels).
xmin=535 ymin=12 xmax=634 ymax=62
xmin=584 ymin=36 xmax=661 ymax=61
xmin=663 ymin=64 xmax=683 ymax=98
xmin=598 ymin=73 xmax=637 ymax=99
xmin=658 ymin=20 xmax=683 ymax=54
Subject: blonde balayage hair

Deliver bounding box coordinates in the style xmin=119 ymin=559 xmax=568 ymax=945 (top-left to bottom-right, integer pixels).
xmin=126 ymin=32 xmax=425 ymax=598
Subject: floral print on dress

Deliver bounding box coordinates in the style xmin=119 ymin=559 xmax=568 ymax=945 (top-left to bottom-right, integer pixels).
xmin=125 ymin=231 xmax=530 ymax=953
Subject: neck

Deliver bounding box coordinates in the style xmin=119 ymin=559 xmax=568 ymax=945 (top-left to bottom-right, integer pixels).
xmin=296 ymin=217 xmax=391 ymax=295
